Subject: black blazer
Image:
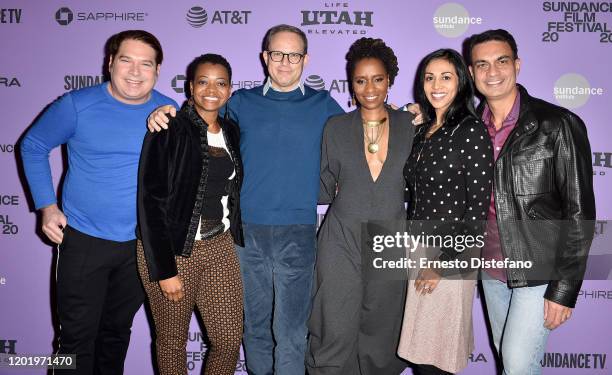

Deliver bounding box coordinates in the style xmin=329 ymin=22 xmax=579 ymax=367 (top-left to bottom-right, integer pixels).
xmin=477 ymin=84 xmax=595 ymax=307
xmin=137 ymin=103 xmax=244 ymax=281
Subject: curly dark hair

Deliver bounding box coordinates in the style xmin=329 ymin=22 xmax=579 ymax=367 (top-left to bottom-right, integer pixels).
xmin=346 ymin=37 xmax=399 ymax=86
xmin=186 ymin=53 xmax=232 ymax=84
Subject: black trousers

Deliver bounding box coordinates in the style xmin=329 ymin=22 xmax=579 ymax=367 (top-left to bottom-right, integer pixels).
xmin=54 ymin=226 xmax=144 ymax=374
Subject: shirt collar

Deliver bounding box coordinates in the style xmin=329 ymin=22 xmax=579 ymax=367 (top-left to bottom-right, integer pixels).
xmin=482 ymin=89 xmax=521 ymax=130
xmin=262 ymin=77 xmax=305 ymax=96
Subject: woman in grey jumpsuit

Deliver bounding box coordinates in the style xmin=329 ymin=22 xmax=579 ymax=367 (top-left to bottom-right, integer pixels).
xmin=307 ymin=38 xmax=415 ymax=375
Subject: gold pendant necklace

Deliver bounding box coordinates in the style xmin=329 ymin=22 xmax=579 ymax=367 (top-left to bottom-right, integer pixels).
xmin=363 ymin=117 xmax=387 ymax=153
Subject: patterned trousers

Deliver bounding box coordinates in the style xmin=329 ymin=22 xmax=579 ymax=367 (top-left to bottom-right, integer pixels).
xmin=137 ymin=230 xmax=243 ymax=375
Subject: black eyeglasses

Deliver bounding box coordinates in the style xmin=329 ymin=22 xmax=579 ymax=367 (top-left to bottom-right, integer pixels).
xmin=267 ymin=51 xmax=304 ymax=64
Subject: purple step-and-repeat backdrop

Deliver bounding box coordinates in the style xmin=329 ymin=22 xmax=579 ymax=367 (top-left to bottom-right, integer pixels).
xmin=1 ymin=0 xmax=611 ymax=374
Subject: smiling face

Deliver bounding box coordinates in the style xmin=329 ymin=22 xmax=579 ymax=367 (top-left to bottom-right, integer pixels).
xmin=469 ymin=40 xmax=520 ymax=103
xmin=190 ymin=62 xmax=231 ymax=116
xmin=107 ymin=39 xmax=160 ymax=105
xmin=352 ymin=57 xmax=389 ymax=112
xmin=423 ymin=58 xmax=458 ymax=119
xmin=262 ymin=31 xmax=308 ymax=92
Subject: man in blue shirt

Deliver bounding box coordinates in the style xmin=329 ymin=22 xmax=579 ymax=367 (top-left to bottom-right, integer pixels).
xmin=20 ymin=30 xmax=177 ymax=374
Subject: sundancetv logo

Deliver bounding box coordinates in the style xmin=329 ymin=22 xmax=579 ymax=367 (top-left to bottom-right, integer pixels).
xmin=432 ymin=3 xmax=482 ymax=38
xmin=554 ymin=73 xmax=604 ymax=109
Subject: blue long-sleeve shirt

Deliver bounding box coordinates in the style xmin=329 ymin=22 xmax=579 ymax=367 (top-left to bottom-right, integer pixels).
xmin=21 ymin=82 xmax=177 ymax=241
xmin=226 ymin=84 xmax=344 ymax=225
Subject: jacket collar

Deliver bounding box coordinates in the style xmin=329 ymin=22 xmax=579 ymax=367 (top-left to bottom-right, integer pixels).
xmin=476 ymin=84 xmax=538 ymax=136
xmin=183 ymin=100 xmax=228 ymax=132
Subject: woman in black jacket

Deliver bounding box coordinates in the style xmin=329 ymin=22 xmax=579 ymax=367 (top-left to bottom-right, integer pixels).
xmin=136 ymin=53 xmax=243 ymax=375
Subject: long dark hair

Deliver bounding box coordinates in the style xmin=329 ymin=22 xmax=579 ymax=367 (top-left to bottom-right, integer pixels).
xmin=413 ymin=48 xmax=475 ymax=126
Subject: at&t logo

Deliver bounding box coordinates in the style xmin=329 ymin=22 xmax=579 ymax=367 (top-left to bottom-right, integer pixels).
xmin=185 ymin=5 xmax=251 ymax=27
xmin=304 ymin=74 xmax=349 ymax=94
xmin=187 ymin=6 xmax=208 ymax=27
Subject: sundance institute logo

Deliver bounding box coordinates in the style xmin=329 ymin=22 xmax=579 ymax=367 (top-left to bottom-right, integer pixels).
xmin=55 ymin=7 xmax=74 ymax=26
xmin=305 ymin=75 xmax=325 ymax=90
xmin=554 ymin=73 xmax=604 ymax=109
xmin=432 ymin=3 xmax=482 ymax=38
xmin=186 ymin=6 xmax=208 ymax=28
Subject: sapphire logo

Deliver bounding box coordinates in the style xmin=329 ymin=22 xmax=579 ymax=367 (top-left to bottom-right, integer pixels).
xmin=55 ymin=7 xmax=73 ymax=26
xmin=172 ymin=75 xmax=186 ymax=93
xmin=54 ymin=7 xmax=146 ymax=25
xmin=187 ymin=6 xmax=208 ymax=28
xmin=305 ymin=75 xmax=325 ymax=90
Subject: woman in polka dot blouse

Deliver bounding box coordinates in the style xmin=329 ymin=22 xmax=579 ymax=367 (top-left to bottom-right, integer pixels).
xmin=397 ymin=49 xmax=494 ymax=374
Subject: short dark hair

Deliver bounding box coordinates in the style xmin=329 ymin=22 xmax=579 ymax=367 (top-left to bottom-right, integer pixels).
xmin=186 ymin=53 xmax=233 ymax=84
xmin=346 ymin=37 xmax=399 ymax=86
xmin=263 ymin=24 xmax=308 ymax=54
xmin=414 ymin=48 xmax=475 ymax=125
xmin=107 ymin=30 xmax=163 ymax=65
xmin=465 ymin=29 xmax=518 ymax=66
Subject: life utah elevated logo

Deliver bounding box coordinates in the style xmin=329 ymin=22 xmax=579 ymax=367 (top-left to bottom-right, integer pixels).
xmin=300 ymin=1 xmax=374 ymax=36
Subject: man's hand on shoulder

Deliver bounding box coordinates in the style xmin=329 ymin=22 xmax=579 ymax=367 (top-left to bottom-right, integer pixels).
xmin=41 ymin=204 xmax=67 ymax=244
xmin=147 ymin=105 xmax=176 ymax=132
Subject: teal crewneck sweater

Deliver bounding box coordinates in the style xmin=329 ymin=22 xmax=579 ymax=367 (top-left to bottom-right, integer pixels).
xmin=226 ymin=84 xmax=343 ymax=225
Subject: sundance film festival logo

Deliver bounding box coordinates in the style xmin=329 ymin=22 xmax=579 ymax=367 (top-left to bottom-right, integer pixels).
xmin=542 ymin=2 xmax=612 ymax=43
xmin=185 ymin=5 xmax=251 ymax=27
xmin=553 ymin=73 xmax=604 ymax=109
xmin=301 ymin=1 xmax=373 ymax=36
xmin=55 ymin=7 xmax=147 ymax=26
xmin=433 ymin=3 xmax=482 ymax=38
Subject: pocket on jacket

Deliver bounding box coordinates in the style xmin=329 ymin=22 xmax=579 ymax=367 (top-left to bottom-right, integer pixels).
xmin=511 ymin=144 xmax=553 ymax=163
xmin=512 ymin=156 xmax=554 ymax=195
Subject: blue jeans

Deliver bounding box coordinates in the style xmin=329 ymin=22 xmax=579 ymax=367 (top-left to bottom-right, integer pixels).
xmin=481 ymin=271 xmax=551 ymax=375
xmin=238 ymin=223 xmax=316 ymax=375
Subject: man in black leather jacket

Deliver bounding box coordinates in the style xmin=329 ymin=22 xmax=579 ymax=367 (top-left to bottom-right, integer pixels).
xmin=466 ymin=29 xmax=595 ymax=374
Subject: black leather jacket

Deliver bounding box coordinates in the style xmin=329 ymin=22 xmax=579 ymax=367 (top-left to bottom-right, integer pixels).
xmin=479 ymin=85 xmax=595 ymax=308
xmin=137 ymin=102 xmax=244 ymax=281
